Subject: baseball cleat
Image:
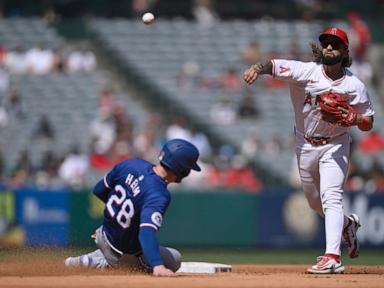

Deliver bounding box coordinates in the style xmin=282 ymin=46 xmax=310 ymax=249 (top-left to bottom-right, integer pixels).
xmin=65 ymin=256 xmax=92 ymax=267
xmin=307 ymin=255 xmax=344 ymax=274
xmin=342 ymin=213 xmax=361 ymax=258
xmin=64 ymin=255 xmax=110 ymax=269
xmin=65 ymin=256 xmax=82 ymax=267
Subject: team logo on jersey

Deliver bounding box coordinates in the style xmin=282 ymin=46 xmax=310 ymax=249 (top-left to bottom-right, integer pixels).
xmin=279 ymin=66 xmax=290 ymax=74
xmin=151 ymin=212 xmax=163 ymax=227
xmin=302 ymin=93 xmax=313 ymax=113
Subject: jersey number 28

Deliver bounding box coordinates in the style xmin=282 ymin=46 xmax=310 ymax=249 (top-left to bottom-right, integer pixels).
xmin=106 ymin=185 xmax=134 ymax=229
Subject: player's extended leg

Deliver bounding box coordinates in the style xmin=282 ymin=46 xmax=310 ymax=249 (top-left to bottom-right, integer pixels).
xmin=65 ymin=249 xmax=110 ymax=268
xmin=90 ymin=227 xmax=182 ymax=272
xmin=321 ymin=137 xmax=361 ymax=259
xmin=65 ymin=226 xmax=119 ymax=269
xmin=321 ymin=136 xmax=355 ymax=256
xmin=64 ymin=226 xmax=122 ymax=269
xmin=307 ymin=140 xmax=350 ymax=274
xmin=319 ymin=154 xmax=348 ymax=257
xmin=138 ymin=247 xmax=182 ymax=273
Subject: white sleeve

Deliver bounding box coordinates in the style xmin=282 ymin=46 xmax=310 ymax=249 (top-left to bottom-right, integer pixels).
xmin=271 ymin=59 xmax=314 ymax=83
xmin=351 ymin=84 xmax=375 ymax=116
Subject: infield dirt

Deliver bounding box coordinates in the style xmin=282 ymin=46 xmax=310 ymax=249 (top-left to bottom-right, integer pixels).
xmin=0 ymin=251 xmax=383 ymax=288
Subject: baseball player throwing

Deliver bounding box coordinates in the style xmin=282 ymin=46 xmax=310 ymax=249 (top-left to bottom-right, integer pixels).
xmin=244 ymin=27 xmax=374 ymax=274
xmin=65 ymin=139 xmax=201 ymax=277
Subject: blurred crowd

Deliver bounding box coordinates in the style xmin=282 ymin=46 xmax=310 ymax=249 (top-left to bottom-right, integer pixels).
xmin=0 ymin=44 xmax=96 ymax=75
xmin=0 ymin=80 xmax=264 ymax=193
xmin=0 ymin=44 xmax=97 ymax=127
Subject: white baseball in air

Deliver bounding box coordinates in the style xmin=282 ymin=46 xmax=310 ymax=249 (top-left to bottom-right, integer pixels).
xmin=142 ymin=12 xmax=155 ymax=25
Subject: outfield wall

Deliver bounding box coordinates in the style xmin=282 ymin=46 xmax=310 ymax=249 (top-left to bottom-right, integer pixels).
xmin=1 ymin=188 xmax=383 ymax=248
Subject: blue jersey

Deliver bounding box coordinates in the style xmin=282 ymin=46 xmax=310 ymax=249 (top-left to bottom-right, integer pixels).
xmin=93 ymin=158 xmax=170 ymax=255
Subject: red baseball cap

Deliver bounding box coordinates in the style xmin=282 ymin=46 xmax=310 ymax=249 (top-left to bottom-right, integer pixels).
xmin=319 ymin=27 xmax=349 ymax=48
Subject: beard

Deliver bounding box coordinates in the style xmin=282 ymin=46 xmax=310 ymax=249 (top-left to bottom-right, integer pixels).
xmin=322 ymin=53 xmax=343 ymax=65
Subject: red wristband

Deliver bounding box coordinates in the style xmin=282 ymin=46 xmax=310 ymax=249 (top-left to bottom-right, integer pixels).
xmin=358 ymin=115 xmax=371 ymax=130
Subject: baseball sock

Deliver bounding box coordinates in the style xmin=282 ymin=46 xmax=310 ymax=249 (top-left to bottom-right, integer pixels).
xmin=324 ymin=253 xmax=341 ymax=262
xmin=325 ymin=208 xmax=343 ymax=256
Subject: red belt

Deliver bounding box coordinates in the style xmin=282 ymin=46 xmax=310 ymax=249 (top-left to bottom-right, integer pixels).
xmin=304 ymin=135 xmax=330 ymax=146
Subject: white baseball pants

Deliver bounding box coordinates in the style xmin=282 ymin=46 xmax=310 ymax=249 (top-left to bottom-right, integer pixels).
xmin=295 ymin=132 xmax=352 ymax=256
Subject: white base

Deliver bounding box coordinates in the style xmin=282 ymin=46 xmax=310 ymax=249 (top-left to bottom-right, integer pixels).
xmin=177 ymin=262 xmax=232 ymax=274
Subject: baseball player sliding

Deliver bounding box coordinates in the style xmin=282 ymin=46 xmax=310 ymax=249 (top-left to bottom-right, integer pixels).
xmin=65 ymin=139 xmax=201 ymax=277
xmin=244 ymin=27 xmax=374 ymax=274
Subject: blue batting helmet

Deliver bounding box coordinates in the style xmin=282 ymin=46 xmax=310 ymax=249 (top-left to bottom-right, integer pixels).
xmin=159 ymin=139 xmax=201 ymax=180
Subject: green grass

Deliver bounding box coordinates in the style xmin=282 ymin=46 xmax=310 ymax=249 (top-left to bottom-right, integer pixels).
xmin=0 ymin=247 xmax=90 ymax=261
xmin=178 ymin=248 xmax=384 ymax=265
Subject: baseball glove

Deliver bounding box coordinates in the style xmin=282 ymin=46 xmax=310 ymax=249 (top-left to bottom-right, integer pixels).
xmin=319 ymin=91 xmax=357 ymax=127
